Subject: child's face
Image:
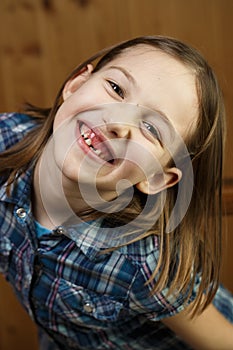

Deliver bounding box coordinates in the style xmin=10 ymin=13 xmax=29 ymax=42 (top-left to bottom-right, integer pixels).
xmin=52 ymin=45 xmax=198 ymax=202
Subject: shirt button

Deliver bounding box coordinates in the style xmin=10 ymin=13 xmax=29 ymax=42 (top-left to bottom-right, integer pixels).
xmin=16 ymin=208 xmax=27 ymax=218
xmin=55 ymin=226 xmax=65 ymax=234
xmin=83 ymin=302 xmax=93 ymax=313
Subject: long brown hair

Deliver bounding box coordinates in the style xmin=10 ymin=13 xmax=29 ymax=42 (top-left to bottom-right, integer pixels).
xmin=0 ymin=36 xmax=225 ymax=316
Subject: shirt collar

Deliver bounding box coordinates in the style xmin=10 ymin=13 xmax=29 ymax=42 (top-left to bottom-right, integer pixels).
xmin=59 ymin=218 xmax=147 ymax=260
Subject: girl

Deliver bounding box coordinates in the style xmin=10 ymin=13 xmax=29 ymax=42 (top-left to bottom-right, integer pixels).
xmin=0 ymin=36 xmax=233 ymax=349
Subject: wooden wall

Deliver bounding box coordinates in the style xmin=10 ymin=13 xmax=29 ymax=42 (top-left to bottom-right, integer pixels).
xmin=0 ymin=0 xmax=232 ymax=349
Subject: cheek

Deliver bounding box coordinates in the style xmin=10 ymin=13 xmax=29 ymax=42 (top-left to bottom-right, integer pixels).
xmin=125 ymin=140 xmax=167 ymax=180
xmin=53 ymin=90 xmax=88 ymax=129
xmin=54 ymin=91 xmax=105 ymax=131
xmin=53 ymin=102 xmax=72 ymax=131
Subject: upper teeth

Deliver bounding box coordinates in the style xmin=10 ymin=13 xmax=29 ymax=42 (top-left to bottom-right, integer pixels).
xmin=85 ymin=138 xmax=92 ymax=146
xmin=81 ymin=132 xmax=102 ymax=157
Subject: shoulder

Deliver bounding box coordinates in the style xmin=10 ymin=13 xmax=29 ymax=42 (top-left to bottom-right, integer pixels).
xmin=120 ymin=235 xmax=160 ymax=272
xmin=0 ymin=112 xmax=38 ymax=152
xmin=123 ymin=236 xmax=201 ymax=320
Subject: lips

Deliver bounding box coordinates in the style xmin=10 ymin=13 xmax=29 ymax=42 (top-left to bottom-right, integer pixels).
xmin=79 ymin=122 xmax=115 ymax=163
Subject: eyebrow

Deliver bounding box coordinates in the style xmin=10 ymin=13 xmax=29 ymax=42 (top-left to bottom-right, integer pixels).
xmin=107 ymin=65 xmax=137 ymax=85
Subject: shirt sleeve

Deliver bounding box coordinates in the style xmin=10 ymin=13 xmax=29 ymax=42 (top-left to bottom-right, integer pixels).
xmin=0 ymin=113 xmax=36 ymax=153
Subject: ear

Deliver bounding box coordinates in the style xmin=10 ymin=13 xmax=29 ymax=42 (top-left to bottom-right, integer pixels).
xmin=62 ymin=64 xmax=94 ymax=100
xmin=136 ymin=167 xmax=182 ymax=195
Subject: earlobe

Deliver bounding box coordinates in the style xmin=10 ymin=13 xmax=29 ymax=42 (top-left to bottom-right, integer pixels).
xmin=62 ymin=64 xmax=94 ymax=100
xmin=136 ymin=167 xmax=182 ymax=195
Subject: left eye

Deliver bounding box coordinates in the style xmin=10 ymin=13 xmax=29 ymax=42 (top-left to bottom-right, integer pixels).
xmin=143 ymin=121 xmax=161 ymax=140
xmin=107 ymin=80 xmax=125 ymax=99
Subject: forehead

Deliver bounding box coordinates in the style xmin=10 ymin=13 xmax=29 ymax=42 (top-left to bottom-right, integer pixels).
xmin=102 ymin=45 xmax=198 ymax=137
xmin=107 ymin=44 xmax=193 ymax=76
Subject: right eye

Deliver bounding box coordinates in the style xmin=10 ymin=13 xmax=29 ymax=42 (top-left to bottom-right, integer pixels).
xmin=107 ymin=80 xmax=125 ymax=99
xmin=143 ymin=121 xmax=161 ymax=141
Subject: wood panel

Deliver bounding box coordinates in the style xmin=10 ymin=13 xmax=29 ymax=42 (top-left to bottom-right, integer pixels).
xmin=0 ymin=0 xmax=232 ymax=348
xmin=223 ymin=179 xmax=233 ymax=216
xmin=222 ymin=180 xmax=233 ymax=292
xmin=0 ymin=275 xmax=38 ymax=350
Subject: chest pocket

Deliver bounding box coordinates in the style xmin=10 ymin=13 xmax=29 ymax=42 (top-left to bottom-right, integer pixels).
xmin=52 ymin=278 xmax=129 ymax=329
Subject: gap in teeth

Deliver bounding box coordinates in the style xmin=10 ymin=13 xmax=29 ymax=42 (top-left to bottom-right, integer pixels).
xmin=82 ymin=133 xmax=102 ymax=157
xmin=81 ymin=127 xmax=113 ymax=162
xmin=85 ymin=138 xmax=92 ymax=146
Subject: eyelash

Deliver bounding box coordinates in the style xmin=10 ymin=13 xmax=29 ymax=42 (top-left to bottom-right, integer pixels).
xmin=107 ymin=80 xmax=125 ymax=99
xmin=143 ymin=121 xmax=161 ymax=141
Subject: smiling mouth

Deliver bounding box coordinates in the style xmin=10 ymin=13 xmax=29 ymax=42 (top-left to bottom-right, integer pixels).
xmin=80 ymin=122 xmax=115 ymax=164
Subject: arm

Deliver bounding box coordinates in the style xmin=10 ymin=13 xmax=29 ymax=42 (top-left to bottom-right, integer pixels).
xmin=162 ymin=302 xmax=233 ymax=349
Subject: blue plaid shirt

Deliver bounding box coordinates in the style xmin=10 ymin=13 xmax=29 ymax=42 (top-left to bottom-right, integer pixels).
xmin=0 ymin=113 xmax=203 ymax=349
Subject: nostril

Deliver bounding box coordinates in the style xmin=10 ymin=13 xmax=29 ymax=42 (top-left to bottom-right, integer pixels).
xmin=106 ymin=123 xmax=131 ymax=139
xmin=110 ymin=130 xmax=119 ymax=137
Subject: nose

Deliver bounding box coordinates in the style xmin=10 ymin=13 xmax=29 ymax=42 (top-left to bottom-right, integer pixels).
xmin=105 ymin=122 xmax=132 ymax=139
xmin=102 ymin=103 xmax=141 ymax=139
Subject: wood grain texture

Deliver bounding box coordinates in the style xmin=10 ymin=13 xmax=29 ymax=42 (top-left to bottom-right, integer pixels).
xmin=223 ymin=179 xmax=233 ymax=216
xmin=0 ymin=275 xmax=38 ymax=350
